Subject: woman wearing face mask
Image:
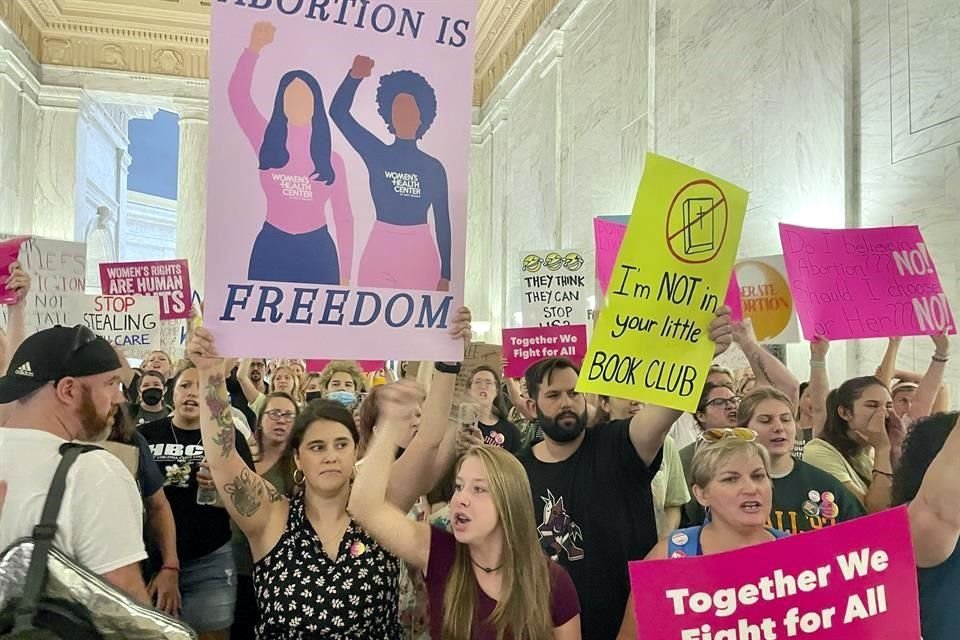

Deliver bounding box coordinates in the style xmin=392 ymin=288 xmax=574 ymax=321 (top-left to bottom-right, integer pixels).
xmin=600 ymin=395 xmax=689 ymax=538
xmin=134 ymin=370 xmax=171 ymax=425
xmin=318 ymin=360 xmax=364 ymax=409
xmin=738 ymin=388 xmax=864 ymax=533
xmin=467 ymin=366 xmax=522 ymax=454
xmin=803 ymin=377 xmax=902 ymax=513
xmin=187 ymin=308 xmax=473 ymax=639
xmin=350 ymin=383 xmax=582 ymax=640
xmin=230 ymin=393 xmax=299 ymax=640
xmin=618 ymin=432 xmax=788 ymax=639
xmin=139 ymin=365 xmax=256 ymax=639
xmin=301 ymin=372 xmax=324 ymax=404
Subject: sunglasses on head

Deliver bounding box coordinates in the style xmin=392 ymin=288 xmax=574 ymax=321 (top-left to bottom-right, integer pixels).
xmin=699 ymin=427 xmax=758 ymax=444
xmin=51 ymin=326 xmax=100 ymax=388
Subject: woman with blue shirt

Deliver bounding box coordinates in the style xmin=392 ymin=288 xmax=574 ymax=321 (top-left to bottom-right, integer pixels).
xmin=330 ymin=55 xmax=452 ymax=291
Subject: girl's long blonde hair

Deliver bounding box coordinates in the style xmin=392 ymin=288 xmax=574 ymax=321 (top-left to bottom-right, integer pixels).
xmin=441 ymin=446 xmax=553 ymax=640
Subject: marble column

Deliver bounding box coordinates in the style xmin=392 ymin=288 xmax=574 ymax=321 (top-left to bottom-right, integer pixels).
xmin=175 ymin=105 xmax=208 ymax=295
xmin=29 ymin=87 xmax=85 ymax=241
xmin=0 ymin=56 xmax=23 ymax=234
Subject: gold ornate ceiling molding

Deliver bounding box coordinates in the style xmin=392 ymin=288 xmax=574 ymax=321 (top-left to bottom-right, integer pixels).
xmin=0 ymin=0 xmax=555 ymax=106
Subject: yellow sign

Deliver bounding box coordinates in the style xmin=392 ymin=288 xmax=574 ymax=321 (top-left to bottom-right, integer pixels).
xmin=577 ymin=154 xmax=748 ymax=412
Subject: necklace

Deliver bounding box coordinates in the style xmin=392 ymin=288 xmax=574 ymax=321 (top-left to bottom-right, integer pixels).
xmin=470 ymin=557 xmax=503 ymax=574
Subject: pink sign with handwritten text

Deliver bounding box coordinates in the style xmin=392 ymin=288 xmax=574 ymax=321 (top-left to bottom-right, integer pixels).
xmin=501 ymin=325 xmax=587 ymax=378
xmin=628 ymin=507 xmax=921 ymax=640
xmin=779 ymin=224 xmax=955 ymax=340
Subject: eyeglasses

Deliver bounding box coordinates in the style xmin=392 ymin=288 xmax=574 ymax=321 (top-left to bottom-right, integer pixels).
xmin=703 ymin=396 xmax=741 ymax=410
xmin=263 ymin=409 xmax=296 ymax=422
xmin=699 ymin=427 xmax=758 ymax=444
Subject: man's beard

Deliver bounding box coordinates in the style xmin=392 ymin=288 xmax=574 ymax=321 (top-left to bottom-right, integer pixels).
xmin=77 ymin=386 xmax=112 ymax=442
xmin=537 ymin=406 xmax=587 ymax=444
xmin=250 ymin=370 xmax=262 ymax=383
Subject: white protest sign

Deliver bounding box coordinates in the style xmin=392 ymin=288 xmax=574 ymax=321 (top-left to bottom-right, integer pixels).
xmin=519 ymin=249 xmax=592 ymax=327
xmin=62 ymin=294 xmax=162 ymax=359
xmin=0 ymin=236 xmax=86 ymax=333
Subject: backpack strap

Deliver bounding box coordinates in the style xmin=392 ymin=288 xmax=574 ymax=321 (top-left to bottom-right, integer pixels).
xmin=13 ymin=442 xmax=100 ymax=630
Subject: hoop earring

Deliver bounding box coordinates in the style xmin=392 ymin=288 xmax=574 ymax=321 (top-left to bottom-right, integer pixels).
xmin=293 ymin=468 xmax=305 ymax=486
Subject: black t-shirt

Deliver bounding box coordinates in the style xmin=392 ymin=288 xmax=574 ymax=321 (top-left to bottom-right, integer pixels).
xmin=479 ymin=417 xmax=522 ymax=454
xmin=139 ymin=416 xmax=255 ymax=563
xmin=769 ymin=459 xmax=865 ymax=533
xmin=518 ymin=420 xmax=662 ymax=640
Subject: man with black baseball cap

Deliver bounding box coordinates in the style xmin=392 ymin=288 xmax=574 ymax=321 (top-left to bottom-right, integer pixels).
xmin=0 ymin=325 xmax=150 ymax=603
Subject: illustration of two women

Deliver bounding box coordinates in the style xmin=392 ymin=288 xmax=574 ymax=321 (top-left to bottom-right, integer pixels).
xmin=229 ymin=21 xmax=452 ymax=292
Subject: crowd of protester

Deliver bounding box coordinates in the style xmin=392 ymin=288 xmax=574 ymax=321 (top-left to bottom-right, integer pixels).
xmin=0 ymin=262 xmax=957 ymax=640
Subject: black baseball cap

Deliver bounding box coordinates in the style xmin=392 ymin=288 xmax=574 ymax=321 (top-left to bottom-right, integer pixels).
xmin=0 ymin=325 xmax=123 ymax=403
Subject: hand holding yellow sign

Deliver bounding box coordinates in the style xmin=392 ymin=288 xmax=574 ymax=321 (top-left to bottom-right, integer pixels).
xmin=577 ymin=153 xmax=748 ymax=412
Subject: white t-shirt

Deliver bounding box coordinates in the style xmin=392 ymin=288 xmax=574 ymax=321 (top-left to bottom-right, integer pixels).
xmin=669 ymin=413 xmax=700 ymax=450
xmin=0 ymin=429 xmax=147 ymax=575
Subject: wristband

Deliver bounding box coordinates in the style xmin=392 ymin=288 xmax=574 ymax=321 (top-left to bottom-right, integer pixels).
xmin=872 ymin=469 xmax=893 ymax=479
xmin=809 ymin=360 xmax=826 ymax=369
xmin=434 ymin=362 xmax=462 ymax=375
xmin=932 ymin=353 xmax=950 ymax=363
xmin=160 ymin=565 xmax=180 ymax=573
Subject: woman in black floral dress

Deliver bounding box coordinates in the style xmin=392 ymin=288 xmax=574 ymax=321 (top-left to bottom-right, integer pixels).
xmin=186 ymin=310 xmax=472 ymax=639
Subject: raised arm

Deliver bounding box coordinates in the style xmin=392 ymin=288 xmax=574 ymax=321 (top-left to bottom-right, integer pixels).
xmin=908 ymin=333 xmax=951 ymax=423
xmin=806 ymin=336 xmax=830 ymax=436
xmin=188 ymin=329 xmax=286 ymax=545
xmin=629 ymin=307 xmax=733 ymax=466
xmin=910 ymin=414 xmax=960 ymax=568
xmin=349 ymin=382 xmax=432 ymax=572
xmin=875 ymin=337 xmax=902 ymax=387
xmin=733 ymin=318 xmax=800 ymax=407
xmin=329 ymin=152 xmax=355 ymax=285
xmin=862 ymin=408 xmax=895 ymax=513
xmin=329 ymin=56 xmax=386 ymax=157
xmin=432 ymin=163 xmax=452 ymax=289
xmin=2 ymin=261 xmax=30 ymax=374
xmin=228 ymin=22 xmax=275 ymax=152
xmin=237 ymin=358 xmax=263 ymax=404
xmin=387 ymin=307 xmax=471 ymax=510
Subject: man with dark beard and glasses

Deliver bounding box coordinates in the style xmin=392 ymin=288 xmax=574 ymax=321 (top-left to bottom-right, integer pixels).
xmin=518 ymin=308 xmax=733 ymax=640
xmin=0 ymin=325 xmax=150 ymax=603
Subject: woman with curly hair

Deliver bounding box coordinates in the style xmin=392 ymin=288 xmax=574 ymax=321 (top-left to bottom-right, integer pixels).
xmin=330 ymin=54 xmax=451 ymax=291
xmin=892 ymin=411 xmax=960 ymax=640
xmin=317 ymin=360 xmax=365 ymax=409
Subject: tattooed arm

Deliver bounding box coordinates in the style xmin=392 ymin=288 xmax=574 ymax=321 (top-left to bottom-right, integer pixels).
xmin=188 ymin=329 xmax=288 ymax=555
xmin=732 ymin=318 xmax=800 ymax=407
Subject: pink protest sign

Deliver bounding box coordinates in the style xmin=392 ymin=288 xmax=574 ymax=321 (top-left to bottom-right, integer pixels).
xmin=99 ymin=260 xmax=192 ymax=321
xmin=204 ymin=1 xmax=476 ymax=360
xmin=501 ymin=325 xmax=587 ymax=378
xmin=0 ymin=237 xmax=27 ymax=305
xmin=629 ymin=507 xmax=921 ymax=640
xmin=594 ymin=218 xmax=629 ymax=295
xmin=779 ymin=224 xmax=956 ymax=340
xmin=724 ymin=270 xmax=743 ymax=322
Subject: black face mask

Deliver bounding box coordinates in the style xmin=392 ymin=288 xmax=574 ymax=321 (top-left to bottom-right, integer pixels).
xmin=305 ymin=391 xmax=324 ymax=404
xmin=537 ymin=407 xmax=587 ymax=443
xmin=141 ymin=388 xmax=164 ymax=407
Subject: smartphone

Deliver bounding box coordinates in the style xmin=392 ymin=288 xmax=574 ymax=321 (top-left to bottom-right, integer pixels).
xmin=458 ymin=402 xmax=480 ymax=432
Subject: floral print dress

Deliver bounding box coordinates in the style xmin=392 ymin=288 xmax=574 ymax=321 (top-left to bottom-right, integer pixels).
xmin=254 ymin=493 xmax=403 ymax=639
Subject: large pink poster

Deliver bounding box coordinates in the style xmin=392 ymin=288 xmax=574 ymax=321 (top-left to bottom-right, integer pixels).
xmin=205 ymin=1 xmax=476 ymax=360
xmin=779 ymin=224 xmax=956 ymax=340
xmin=628 ymin=508 xmax=921 ymax=640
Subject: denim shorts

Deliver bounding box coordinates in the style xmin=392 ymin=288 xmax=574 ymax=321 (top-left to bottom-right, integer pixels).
xmin=179 ymin=543 xmax=237 ymax=632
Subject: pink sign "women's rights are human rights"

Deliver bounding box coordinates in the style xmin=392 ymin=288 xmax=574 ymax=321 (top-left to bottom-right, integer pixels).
xmin=779 ymin=223 xmax=955 ymax=341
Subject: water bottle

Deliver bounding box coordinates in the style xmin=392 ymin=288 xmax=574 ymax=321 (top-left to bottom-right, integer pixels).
xmin=196 ymin=460 xmax=220 ymax=506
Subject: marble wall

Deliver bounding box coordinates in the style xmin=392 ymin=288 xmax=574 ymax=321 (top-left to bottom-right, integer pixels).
xmin=470 ymin=0 xmax=959 ymax=396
